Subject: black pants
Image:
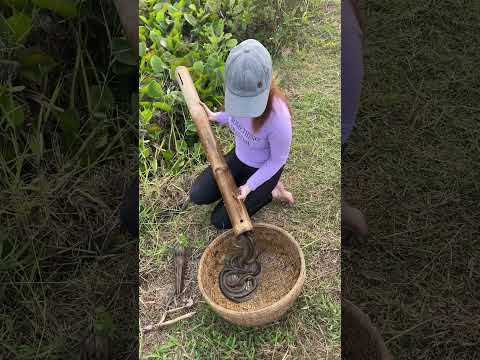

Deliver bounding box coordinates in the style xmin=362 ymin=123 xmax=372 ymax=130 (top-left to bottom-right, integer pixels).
xmin=190 ymin=149 xmax=284 ymax=229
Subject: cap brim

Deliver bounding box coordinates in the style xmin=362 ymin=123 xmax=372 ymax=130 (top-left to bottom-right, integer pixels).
xmin=224 ymin=87 xmax=269 ymax=118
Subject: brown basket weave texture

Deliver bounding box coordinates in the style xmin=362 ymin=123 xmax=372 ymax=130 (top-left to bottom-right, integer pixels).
xmin=198 ymin=223 xmax=306 ymax=327
xmin=342 ymin=299 xmax=392 ymax=360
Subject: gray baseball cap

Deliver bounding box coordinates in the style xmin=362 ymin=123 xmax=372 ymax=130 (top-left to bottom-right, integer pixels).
xmin=224 ymin=39 xmax=272 ymax=118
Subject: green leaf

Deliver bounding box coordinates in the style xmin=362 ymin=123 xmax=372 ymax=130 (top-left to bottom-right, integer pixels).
xmin=162 ymin=150 xmax=173 ymax=161
xmin=144 ymin=80 xmax=164 ymax=98
xmin=188 ymin=4 xmax=196 ymax=11
xmin=139 ymin=42 xmax=147 ymax=57
xmin=141 ymin=108 xmax=153 ymax=123
xmin=161 ymin=51 xmax=175 ymax=64
xmin=185 ymin=119 xmax=197 ymax=135
xmin=159 ymin=37 xmax=168 ymax=49
xmin=141 ymin=143 xmax=150 ymax=158
xmin=19 ymin=68 xmax=42 ymax=83
xmin=16 ymin=49 xmax=56 ymax=83
xmin=233 ymin=4 xmax=243 ymax=15
xmin=153 ymin=1 xmax=168 ymax=11
xmin=147 ymin=123 xmax=162 ymax=137
xmin=214 ymin=20 xmax=224 ymax=37
xmin=178 ymin=233 xmax=189 ymax=247
xmin=194 ymin=142 xmax=202 ymax=155
xmin=226 ymin=38 xmax=238 ymax=48
xmin=89 ymin=86 xmax=114 ymax=112
xmin=148 ymin=29 xmax=162 ymax=46
xmin=111 ymin=38 xmax=136 ymax=66
xmin=177 ymin=139 xmax=187 ymax=152
xmin=192 ymin=61 xmax=204 ymax=73
xmin=150 ymin=156 xmax=158 ymax=172
xmin=154 ymin=102 xmax=172 ymax=112
xmin=155 ymin=8 xmax=165 ymax=22
xmin=31 ymin=0 xmax=78 ymax=18
xmin=184 ymin=13 xmax=197 ymax=26
xmin=5 ymin=12 xmax=32 ymax=43
xmin=150 ymin=55 xmax=166 ymax=74
xmin=1 ymin=0 xmax=29 ymax=9
xmin=93 ymin=111 xmax=107 ymax=119
xmin=166 ymin=34 xmax=175 ymax=51
xmin=17 ymin=48 xmax=56 ymax=69
xmin=56 ymin=108 xmax=80 ymax=134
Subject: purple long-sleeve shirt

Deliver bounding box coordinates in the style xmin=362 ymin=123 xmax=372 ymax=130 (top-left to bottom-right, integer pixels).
xmin=212 ymin=97 xmax=292 ymax=191
xmin=341 ymin=0 xmax=364 ymax=144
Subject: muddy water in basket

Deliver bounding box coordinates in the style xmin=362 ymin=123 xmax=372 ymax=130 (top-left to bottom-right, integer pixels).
xmin=219 ymin=231 xmax=262 ymax=303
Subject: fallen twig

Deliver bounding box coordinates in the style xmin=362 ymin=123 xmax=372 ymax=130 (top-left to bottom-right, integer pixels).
xmin=142 ymin=300 xmax=157 ymax=305
xmin=143 ymin=311 xmax=196 ymax=333
xmin=166 ymin=298 xmax=194 ymax=314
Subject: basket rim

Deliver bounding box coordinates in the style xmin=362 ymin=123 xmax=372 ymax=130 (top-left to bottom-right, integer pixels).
xmin=197 ymin=223 xmax=306 ymax=317
xmin=342 ymin=298 xmax=393 ymax=360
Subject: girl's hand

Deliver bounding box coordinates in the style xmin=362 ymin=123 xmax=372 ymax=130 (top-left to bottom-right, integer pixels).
xmin=199 ymin=101 xmax=215 ymax=121
xmin=237 ymin=185 xmax=252 ymax=201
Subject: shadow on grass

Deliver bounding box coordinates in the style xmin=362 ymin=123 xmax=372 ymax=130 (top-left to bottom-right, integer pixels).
xmin=342 ymin=1 xmax=480 ymax=358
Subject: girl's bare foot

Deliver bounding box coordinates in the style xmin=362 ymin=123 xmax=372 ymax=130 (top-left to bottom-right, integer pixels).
xmin=272 ymin=181 xmax=294 ymax=205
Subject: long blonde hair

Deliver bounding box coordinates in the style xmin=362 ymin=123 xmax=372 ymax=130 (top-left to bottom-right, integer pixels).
xmin=252 ymin=79 xmax=292 ymax=133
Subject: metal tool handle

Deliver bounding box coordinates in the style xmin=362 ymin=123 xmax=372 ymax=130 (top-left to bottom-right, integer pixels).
xmin=175 ymin=66 xmax=253 ymax=236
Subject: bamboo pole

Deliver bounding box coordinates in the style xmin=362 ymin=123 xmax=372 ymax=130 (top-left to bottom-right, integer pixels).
xmin=175 ymin=66 xmax=253 ymax=236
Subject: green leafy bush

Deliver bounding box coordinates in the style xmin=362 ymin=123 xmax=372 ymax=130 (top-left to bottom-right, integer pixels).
xmin=0 ymin=0 xmax=137 ymax=187
xmin=216 ymin=0 xmax=255 ymax=37
xmin=139 ymin=0 xmax=256 ymax=178
xmin=0 ymin=1 xmax=138 ymax=357
xmin=139 ymin=0 xmax=315 ymax=178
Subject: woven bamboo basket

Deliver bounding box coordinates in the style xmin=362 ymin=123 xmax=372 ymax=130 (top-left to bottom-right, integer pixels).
xmin=198 ymin=223 xmax=305 ymax=327
xmin=342 ymin=299 xmax=392 ymax=360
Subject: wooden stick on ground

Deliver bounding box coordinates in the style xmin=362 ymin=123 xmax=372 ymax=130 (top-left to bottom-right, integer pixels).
xmin=143 ymin=312 xmax=197 ymax=333
xmin=167 ymin=298 xmax=194 ymax=314
xmin=174 ymin=246 xmax=187 ymax=295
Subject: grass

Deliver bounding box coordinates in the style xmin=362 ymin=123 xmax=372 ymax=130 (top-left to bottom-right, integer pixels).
xmin=139 ymin=0 xmax=340 ymax=358
xmin=342 ymin=1 xmax=480 ymax=359
xmin=1 ymin=1 xmax=138 ymax=358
